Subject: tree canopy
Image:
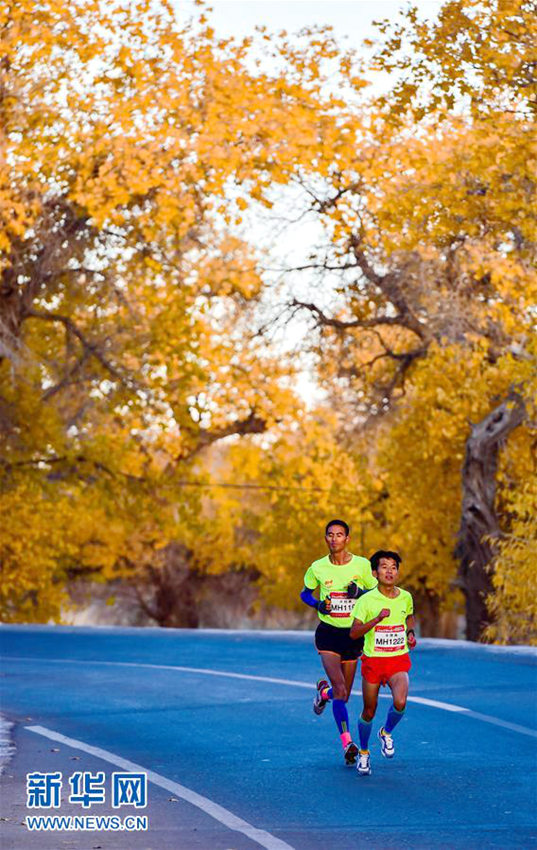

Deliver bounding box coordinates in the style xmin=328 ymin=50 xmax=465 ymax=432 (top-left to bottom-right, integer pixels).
xmin=1 ymin=0 xmax=535 ymax=642
xmin=285 ymin=0 xmax=536 ymax=639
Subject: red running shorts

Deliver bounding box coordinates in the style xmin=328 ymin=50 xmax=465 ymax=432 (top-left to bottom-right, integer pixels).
xmin=361 ymin=652 xmax=412 ymax=686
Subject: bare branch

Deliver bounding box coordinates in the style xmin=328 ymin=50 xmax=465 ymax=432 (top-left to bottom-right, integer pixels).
xmin=24 ymin=308 xmax=139 ymax=390
xmin=349 ymin=237 xmax=430 ymax=342
xmin=42 ymin=349 xmax=91 ymax=400
xmin=183 ymin=410 xmax=267 ymax=459
xmin=291 ymin=298 xmax=404 ymax=331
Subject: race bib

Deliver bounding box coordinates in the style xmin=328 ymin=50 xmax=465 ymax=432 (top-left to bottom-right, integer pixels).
xmin=328 ymin=591 xmax=355 ymax=618
xmin=374 ymin=624 xmax=406 ymax=653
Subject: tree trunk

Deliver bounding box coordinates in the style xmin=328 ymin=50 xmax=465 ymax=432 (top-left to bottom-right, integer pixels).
xmin=456 ymin=393 xmax=525 ymax=641
xmin=133 ymin=544 xmax=261 ymax=629
xmin=133 ymin=543 xmax=200 ymax=628
xmin=0 ymin=266 xmax=24 ymax=364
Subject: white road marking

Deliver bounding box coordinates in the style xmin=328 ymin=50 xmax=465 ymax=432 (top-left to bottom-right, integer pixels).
xmin=8 ymin=656 xmax=537 ymax=739
xmin=409 ymin=696 xmax=467 ymax=712
xmin=451 ymin=710 xmax=537 ymax=738
xmin=25 ymin=725 xmax=294 ymax=850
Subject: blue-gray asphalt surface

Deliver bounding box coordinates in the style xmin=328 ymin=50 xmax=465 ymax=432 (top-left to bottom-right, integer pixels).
xmin=1 ymin=625 xmax=537 ymax=849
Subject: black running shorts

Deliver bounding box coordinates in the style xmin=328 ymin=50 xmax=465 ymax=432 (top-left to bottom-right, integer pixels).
xmin=315 ymin=621 xmax=364 ymax=661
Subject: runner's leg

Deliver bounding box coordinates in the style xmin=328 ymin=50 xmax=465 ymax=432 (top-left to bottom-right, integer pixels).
xmin=359 ymin=677 xmax=380 ymax=749
xmin=384 ymin=671 xmax=409 ymax=732
xmin=320 ymin=651 xmax=347 ymax=700
xmin=317 ymin=658 xmax=356 ymax=705
xmin=358 ymin=676 xmax=380 ymax=776
xmin=320 ymin=652 xmax=353 ymax=753
xmin=342 ymin=659 xmax=358 ymax=701
xmin=339 ymin=658 xmax=360 ymax=762
xmin=357 ymin=677 xmax=379 ymax=773
xmin=377 ymin=670 xmax=409 ymax=758
xmin=361 ymin=677 xmax=380 ymax=722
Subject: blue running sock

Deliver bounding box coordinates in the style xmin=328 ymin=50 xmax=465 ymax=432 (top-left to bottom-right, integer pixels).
xmin=358 ymin=714 xmax=372 ymax=750
xmin=384 ymin=704 xmax=405 ymax=734
xmin=332 ymin=699 xmax=350 ymax=736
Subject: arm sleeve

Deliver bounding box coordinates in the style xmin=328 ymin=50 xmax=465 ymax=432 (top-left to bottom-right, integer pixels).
xmin=300 ymin=587 xmax=319 ymax=610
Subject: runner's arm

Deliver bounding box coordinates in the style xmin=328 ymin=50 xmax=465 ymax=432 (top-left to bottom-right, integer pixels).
xmin=300 ymin=586 xmax=331 ymax=614
xmin=406 ymin=614 xmax=417 ymax=649
xmin=349 ymin=608 xmax=390 ymax=639
xmin=300 ymin=586 xmax=320 ymax=610
xmin=346 ymin=582 xmax=373 ymax=599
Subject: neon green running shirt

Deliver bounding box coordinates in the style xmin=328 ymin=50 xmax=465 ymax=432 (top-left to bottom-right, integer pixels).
xmin=303 ymin=554 xmax=377 ymax=628
xmin=351 ymin=587 xmax=414 ymax=657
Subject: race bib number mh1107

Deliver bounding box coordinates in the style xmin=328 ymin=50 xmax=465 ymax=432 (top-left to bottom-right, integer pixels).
xmin=374 ymin=624 xmax=406 ymax=653
xmin=328 ymin=592 xmax=355 ymax=618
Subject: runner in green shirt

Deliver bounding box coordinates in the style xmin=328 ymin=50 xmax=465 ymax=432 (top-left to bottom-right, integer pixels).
xmin=349 ymin=550 xmax=417 ymax=776
xmin=300 ymin=519 xmax=377 ymax=765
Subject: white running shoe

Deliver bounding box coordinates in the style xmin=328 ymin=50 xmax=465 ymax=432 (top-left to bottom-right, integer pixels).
xmin=357 ymin=750 xmax=371 ymax=775
xmin=378 ymin=727 xmax=395 ymax=758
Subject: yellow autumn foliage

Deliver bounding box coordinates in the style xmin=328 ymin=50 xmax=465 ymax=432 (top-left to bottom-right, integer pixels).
xmin=1 ymin=0 xmax=535 ymax=642
xmin=286 ymin=0 xmax=536 ymax=637
xmin=1 ymin=0 xmax=339 ymax=621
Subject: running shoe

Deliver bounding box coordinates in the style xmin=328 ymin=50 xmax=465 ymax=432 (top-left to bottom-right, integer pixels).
xmin=313 ymin=678 xmax=329 ymax=715
xmin=343 ymin=741 xmax=358 ymax=766
xmin=378 ymin=727 xmax=395 ymax=758
xmin=357 ymin=750 xmax=371 ymax=775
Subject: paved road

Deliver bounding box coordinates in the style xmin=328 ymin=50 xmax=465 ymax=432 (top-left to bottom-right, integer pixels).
xmin=1 ymin=625 xmax=536 ymax=849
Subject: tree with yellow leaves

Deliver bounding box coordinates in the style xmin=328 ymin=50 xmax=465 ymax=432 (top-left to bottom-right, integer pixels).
xmin=290 ymin=0 xmax=536 ymax=640
xmin=166 ymin=410 xmax=386 ymax=627
xmin=2 ymin=0 xmax=535 ymax=643
xmin=0 ymin=0 xmax=346 ymax=621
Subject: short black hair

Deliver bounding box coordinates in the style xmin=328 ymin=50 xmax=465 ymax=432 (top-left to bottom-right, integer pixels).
xmin=325 ymin=519 xmax=350 ymax=536
xmin=370 ymin=550 xmax=402 ymax=571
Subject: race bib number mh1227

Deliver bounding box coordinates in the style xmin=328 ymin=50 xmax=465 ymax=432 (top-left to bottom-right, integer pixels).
xmin=373 ymin=624 xmax=406 ymax=652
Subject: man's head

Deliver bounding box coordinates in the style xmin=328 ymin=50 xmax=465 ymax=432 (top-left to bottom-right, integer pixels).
xmin=325 ymin=519 xmax=350 ymax=553
xmin=325 ymin=519 xmax=350 ymax=537
xmin=370 ymin=550 xmax=402 ymax=585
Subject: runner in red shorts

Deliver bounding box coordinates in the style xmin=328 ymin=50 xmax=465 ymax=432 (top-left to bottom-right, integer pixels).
xmin=349 ymin=550 xmax=417 ymax=775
